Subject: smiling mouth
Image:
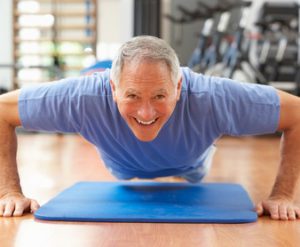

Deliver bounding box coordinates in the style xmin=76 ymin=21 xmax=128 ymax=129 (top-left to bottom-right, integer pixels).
xmin=134 ymin=117 xmax=158 ymax=126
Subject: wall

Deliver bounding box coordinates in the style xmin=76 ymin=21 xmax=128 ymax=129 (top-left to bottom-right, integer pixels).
xmin=161 ymin=0 xmax=204 ymax=65
xmin=97 ymin=0 xmax=134 ymax=60
xmin=0 ymin=1 xmax=13 ymax=89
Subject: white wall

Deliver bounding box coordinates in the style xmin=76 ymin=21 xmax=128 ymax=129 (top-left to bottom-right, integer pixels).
xmin=97 ymin=0 xmax=134 ymax=60
xmin=0 ymin=1 xmax=13 ymax=89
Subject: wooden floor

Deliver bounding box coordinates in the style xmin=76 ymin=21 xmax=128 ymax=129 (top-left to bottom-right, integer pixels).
xmin=1 ymin=133 xmax=300 ymax=247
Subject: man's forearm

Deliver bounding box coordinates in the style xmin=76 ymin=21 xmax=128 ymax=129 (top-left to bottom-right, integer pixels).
xmin=0 ymin=90 xmax=38 ymax=216
xmin=270 ymin=128 xmax=300 ymax=200
xmin=0 ymin=119 xmax=22 ymax=196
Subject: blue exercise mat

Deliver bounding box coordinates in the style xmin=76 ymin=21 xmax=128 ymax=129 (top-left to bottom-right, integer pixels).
xmin=34 ymin=182 xmax=257 ymax=223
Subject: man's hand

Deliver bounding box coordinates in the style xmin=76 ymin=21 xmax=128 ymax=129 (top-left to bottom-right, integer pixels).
xmin=256 ymin=197 xmax=300 ymax=220
xmin=0 ymin=90 xmax=39 ymax=217
xmin=0 ymin=192 xmax=39 ymax=217
xmin=261 ymin=90 xmax=300 ymax=221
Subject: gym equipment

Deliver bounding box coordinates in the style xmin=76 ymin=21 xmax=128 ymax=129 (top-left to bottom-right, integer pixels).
xmin=183 ymin=0 xmax=300 ymax=93
xmin=186 ymin=2 xmax=242 ymax=71
xmin=165 ymin=2 xmax=215 ymax=62
xmin=166 ymin=1 xmax=244 ymax=70
xmin=34 ymin=181 xmax=257 ymax=223
xmin=254 ymin=1 xmax=299 ymax=94
xmin=183 ymin=1 xmax=255 ymax=80
xmin=200 ymin=11 xmax=231 ymax=71
xmin=204 ymin=1 xmax=264 ymax=83
xmin=221 ymin=2 xmax=267 ymax=83
xmin=188 ymin=18 xmax=214 ymax=69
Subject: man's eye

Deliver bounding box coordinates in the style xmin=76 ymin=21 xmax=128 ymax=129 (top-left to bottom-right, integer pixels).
xmin=155 ymin=95 xmax=165 ymax=100
xmin=127 ymin=94 xmax=137 ymax=99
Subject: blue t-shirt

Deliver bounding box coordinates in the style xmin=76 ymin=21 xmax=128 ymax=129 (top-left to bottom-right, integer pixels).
xmin=18 ymin=68 xmax=280 ymax=178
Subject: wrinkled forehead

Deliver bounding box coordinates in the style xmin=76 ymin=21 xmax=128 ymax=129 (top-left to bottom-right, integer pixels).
xmin=117 ymin=63 xmax=175 ymax=96
xmin=124 ymin=56 xmax=170 ymax=71
xmin=120 ymin=60 xmax=173 ymax=84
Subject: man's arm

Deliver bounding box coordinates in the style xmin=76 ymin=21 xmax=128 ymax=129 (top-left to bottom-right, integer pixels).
xmin=0 ymin=90 xmax=39 ymax=217
xmin=256 ymin=90 xmax=300 ymax=220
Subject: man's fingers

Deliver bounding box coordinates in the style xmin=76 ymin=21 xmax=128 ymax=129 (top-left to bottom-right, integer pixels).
xmin=30 ymin=199 xmax=40 ymax=213
xmin=3 ymin=201 xmax=15 ymax=217
xmin=287 ymin=207 xmax=296 ymax=220
xmin=0 ymin=197 xmax=39 ymax=217
xmin=295 ymin=208 xmax=300 ymax=219
xmin=258 ymin=199 xmax=300 ymax=220
xmin=12 ymin=199 xmax=40 ymax=216
xmin=268 ymin=204 xmax=279 ymax=220
xmin=279 ymin=204 xmax=288 ymax=220
xmin=13 ymin=200 xmax=28 ymax=216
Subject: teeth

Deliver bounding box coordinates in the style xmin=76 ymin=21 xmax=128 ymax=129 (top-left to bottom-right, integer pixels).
xmin=135 ymin=118 xmax=156 ymax=125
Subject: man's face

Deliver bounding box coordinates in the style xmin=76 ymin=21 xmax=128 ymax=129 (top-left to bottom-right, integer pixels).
xmin=110 ymin=60 xmax=182 ymax=142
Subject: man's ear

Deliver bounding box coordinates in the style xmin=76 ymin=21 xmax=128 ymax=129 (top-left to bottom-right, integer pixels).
xmin=110 ymin=80 xmax=117 ymax=102
xmin=176 ymin=77 xmax=182 ymax=101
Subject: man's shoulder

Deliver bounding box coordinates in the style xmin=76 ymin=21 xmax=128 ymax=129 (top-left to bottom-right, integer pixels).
xmin=81 ymin=69 xmax=111 ymax=96
xmin=20 ymin=69 xmax=112 ymax=101
xmin=180 ymin=67 xmax=214 ymax=95
xmin=56 ymin=69 xmax=111 ymax=98
xmin=180 ymin=67 xmax=271 ymax=96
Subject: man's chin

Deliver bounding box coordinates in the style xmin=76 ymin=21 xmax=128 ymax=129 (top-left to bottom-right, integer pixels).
xmin=134 ymin=132 xmax=159 ymax=142
xmin=128 ymin=120 xmax=163 ymax=142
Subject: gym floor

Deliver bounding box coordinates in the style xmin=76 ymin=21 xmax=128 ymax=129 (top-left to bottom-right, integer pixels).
xmin=1 ymin=133 xmax=299 ymax=247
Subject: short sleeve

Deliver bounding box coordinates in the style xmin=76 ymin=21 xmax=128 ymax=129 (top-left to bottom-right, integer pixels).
xmin=18 ymin=74 xmax=104 ymax=133
xmin=210 ymin=77 xmax=280 ymax=136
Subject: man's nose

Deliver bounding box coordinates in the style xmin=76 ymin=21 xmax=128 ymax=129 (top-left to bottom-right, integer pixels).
xmin=137 ymin=101 xmax=156 ymax=120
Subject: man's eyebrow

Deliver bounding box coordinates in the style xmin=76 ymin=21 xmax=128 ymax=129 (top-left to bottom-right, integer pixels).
xmin=154 ymin=89 xmax=168 ymax=94
xmin=125 ymin=88 xmax=168 ymax=94
xmin=125 ymin=89 xmax=139 ymax=94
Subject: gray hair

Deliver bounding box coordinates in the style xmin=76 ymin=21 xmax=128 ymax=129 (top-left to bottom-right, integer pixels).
xmin=110 ymin=36 xmax=181 ymax=85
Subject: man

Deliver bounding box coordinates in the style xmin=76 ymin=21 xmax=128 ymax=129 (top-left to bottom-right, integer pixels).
xmin=0 ymin=36 xmax=299 ymax=220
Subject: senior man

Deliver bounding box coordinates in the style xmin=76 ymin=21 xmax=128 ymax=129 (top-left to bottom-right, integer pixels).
xmin=0 ymin=36 xmax=300 ymax=220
